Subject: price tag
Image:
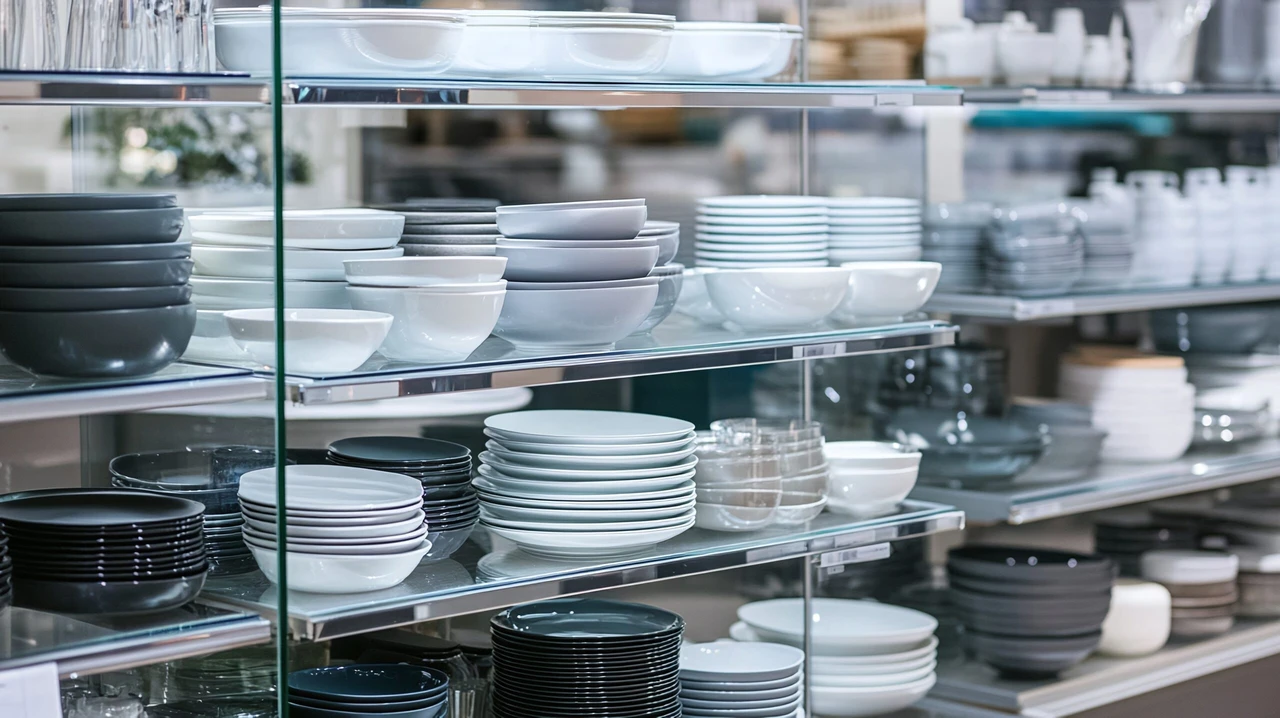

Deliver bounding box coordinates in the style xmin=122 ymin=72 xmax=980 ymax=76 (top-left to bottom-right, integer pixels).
xmin=819 ymin=542 xmax=892 ymax=569
xmin=0 ymin=663 xmax=61 ymax=718
xmin=793 ymin=343 xmax=844 ymax=360
xmin=876 ymin=94 xmax=914 ymax=107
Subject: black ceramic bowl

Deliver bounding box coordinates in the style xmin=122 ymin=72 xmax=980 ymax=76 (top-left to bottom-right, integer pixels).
xmin=0 ymin=241 xmax=191 ymax=263
xmin=964 ymin=629 xmax=1101 ymax=679
xmin=328 ymin=436 xmax=472 ymax=466
xmin=0 ymin=302 xmax=196 ymax=378
xmin=0 ymin=285 xmax=191 ymax=311
xmin=0 ymin=207 xmax=184 ymax=244
xmin=0 ymin=193 xmax=176 ymax=211
xmin=0 ymin=258 xmax=194 ymax=288
xmin=949 ymin=545 xmax=1114 ymax=583
xmin=11 ymin=571 xmax=206 ymax=616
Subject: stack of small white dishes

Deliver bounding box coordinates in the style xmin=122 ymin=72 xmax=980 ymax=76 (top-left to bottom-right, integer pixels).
xmin=826 ymin=197 xmax=924 ymax=264
xmin=344 ymin=256 xmax=507 ymax=362
xmin=655 ymin=22 xmax=803 ymax=81
xmin=238 ymin=464 xmax=431 ymax=594
xmin=492 ymin=199 xmax=659 ymax=348
xmin=829 ymin=261 xmax=942 ymax=327
xmin=224 ymin=308 xmax=393 ymax=374
xmin=477 ymin=410 xmax=697 ymax=558
xmin=695 ymin=196 xmax=829 ymax=268
xmin=703 ymin=267 xmax=852 ymax=330
xmin=823 ymin=442 xmax=920 ymax=518
xmin=732 ymin=598 xmax=938 ymax=718
xmin=375 ymin=199 xmax=502 ymax=257
xmin=640 ymin=220 xmax=681 ymax=266
xmin=679 ymin=642 xmax=804 ymax=718
xmin=1058 ymin=348 xmax=1195 ymax=462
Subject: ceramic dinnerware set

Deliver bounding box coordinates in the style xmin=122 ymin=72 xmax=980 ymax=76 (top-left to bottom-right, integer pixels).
xmin=826 ymin=197 xmax=924 ymax=264
xmin=696 ymin=195 xmax=829 ymax=267
xmin=289 ymin=664 xmax=450 ymax=718
xmin=680 ymin=642 xmax=804 ymax=718
xmin=730 ymin=597 xmax=939 ymax=717
xmin=0 ymin=193 xmax=195 ymax=378
xmin=239 ymin=464 xmax=432 ymax=593
xmin=477 ymin=410 xmax=698 ymax=559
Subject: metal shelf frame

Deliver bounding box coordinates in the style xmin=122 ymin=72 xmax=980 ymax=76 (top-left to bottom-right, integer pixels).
xmin=925 ymin=284 xmax=1280 ymax=322
xmin=964 ymin=86 xmax=1280 ymax=112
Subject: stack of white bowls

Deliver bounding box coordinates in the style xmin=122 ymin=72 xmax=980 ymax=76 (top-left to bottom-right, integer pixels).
xmin=186 ymin=209 xmax=404 ymax=362
xmin=492 ymin=200 xmax=660 ymax=348
xmin=476 ymin=410 xmax=698 ymax=559
xmin=1058 ymin=349 xmax=1195 ymax=462
xmin=1225 ymin=166 xmax=1271 ymax=283
xmin=344 ymin=256 xmax=508 ymax=362
xmin=826 ymin=197 xmax=924 ymax=265
xmin=1125 ymin=172 xmax=1198 ymax=288
xmin=679 ymin=642 xmax=805 ymax=718
xmin=823 ymin=441 xmax=921 ymax=518
xmin=377 ymin=199 xmax=501 ymax=257
xmin=731 ymin=598 xmax=939 ymax=718
xmin=238 ymin=464 xmax=432 ymax=594
xmin=695 ymin=196 xmax=829 ymax=268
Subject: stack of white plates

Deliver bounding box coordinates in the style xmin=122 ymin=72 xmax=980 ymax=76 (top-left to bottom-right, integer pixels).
xmin=476 ymin=410 xmax=698 ymax=558
xmin=695 ymin=196 xmax=829 ymax=268
xmin=679 ymin=642 xmax=805 ymax=718
xmin=732 ymin=598 xmax=938 ymax=718
xmin=377 ymin=199 xmax=502 ymax=257
xmin=826 ymin=198 xmax=923 ymax=264
xmin=238 ymin=464 xmax=432 ymax=594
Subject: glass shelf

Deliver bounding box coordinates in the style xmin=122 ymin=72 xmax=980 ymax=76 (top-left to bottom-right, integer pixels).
xmin=909 ymin=440 xmax=1280 ymax=525
xmin=925 ymin=284 xmax=1280 ymax=321
xmin=200 ymin=500 xmax=964 ymax=641
xmin=930 ymin=619 xmax=1280 ymax=717
xmin=0 ymin=71 xmax=266 ymax=106
xmin=964 ymin=86 xmax=1280 ymax=112
xmin=0 ymin=363 xmax=265 ymax=424
xmin=0 ymin=604 xmax=270 ymax=678
xmin=281 ymin=317 xmax=958 ymax=404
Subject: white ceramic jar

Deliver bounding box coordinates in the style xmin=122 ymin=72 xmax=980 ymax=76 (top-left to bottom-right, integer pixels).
xmin=1225 ymin=166 xmax=1270 ymax=283
xmin=924 ymin=19 xmax=996 ymax=86
xmin=1051 ymin=8 xmax=1086 ymax=85
xmin=1125 ymin=170 xmax=1197 ymax=288
xmin=1098 ymin=579 xmax=1172 ymax=657
xmin=1183 ymin=168 xmax=1233 ymax=285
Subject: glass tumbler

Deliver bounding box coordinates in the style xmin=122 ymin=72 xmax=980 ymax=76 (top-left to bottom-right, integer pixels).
xmin=0 ymin=0 xmax=60 ymax=70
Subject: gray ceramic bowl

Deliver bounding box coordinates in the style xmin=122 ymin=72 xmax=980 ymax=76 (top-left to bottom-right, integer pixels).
xmin=0 ymin=258 xmax=193 ymax=288
xmin=949 ymin=546 xmax=1114 ymax=583
xmin=1151 ymin=304 xmax=1278 ymax=354
xmin=0 ymin=241 xmax=191 ymax=263
xmin=1009 ymin=398 xmax=1092 ymax=427
xmin=0 ymin=285 xmax=191 ymax=311
xmin=0 ymin=207 xmax=185 ymax=244
xmin=884 ymin=408 xmax=1046 ymax=483
xmin=964 ymin=630 xmax=1101 ymax=679
xmin=948 ymin=570 xmax=1113 ymax=598
xmin=0 ymin=193 xmax=176 ymax=210
xmin=1017 ymin=424 xmax=1107 ymax=483
xmin=0 ymin=302 xmax=196 ymax=377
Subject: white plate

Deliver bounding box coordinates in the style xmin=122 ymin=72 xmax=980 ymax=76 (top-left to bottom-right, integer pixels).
xmin=810 ymin=662 xmax=936 ymax=687
xmin=242 ymin=511 xmax=426 ymax=538
xmin=485 ymin=430 xmax=696 ymax=456
xmin=699 ymin=207 xmax=827 ymax=218
xmin=683 ymin=696 xmax=802 ymax=717
xmin=477 ymin=464 xmax=696 ymax=493
xmin=189 ymin=208 xmax=405 ymax=239
xmin=696 ymin=224 xmax=828 ymax=235
xmin=697 ymin=260 xmax=828 ymax=268
xmin=699 ymin=196 xmax=826 ymax=210
xmin=697 ymin=242 xmax=828 ymax=254
xmin=680 ymin=642 xmax=805 ymax=682
xmin=826 ymin=197 xmax=921 ymax=209
xmin=244 ymin=526 xmax=429 ymax=553
xmin=827 ymin=208 xmax=921 ymax=218
xmin=828 ymin=216 xmax=922 ymax=227
xmin=694 ymin=233 xmax=828 ymax=244
xmin=193 ymin=230 xmax=402 ymax=251
xmin=485 ymin=409 xmax=695 ymax=444
xmin=680 ymin=684 xmax=802 ymax=702
xmin=194 ymin=245 xmax=405 ymax=281
xmin=484 ymin=441 xmax=696 ymax=469
xmin=473 ymin=476 xmax=695 ymax=503
xmin=480 ymin=498 xmax=696 ymax=523
xmin=239 ymin=501 xmax=424 ymax=525
xmin=730 ymin=623 xmax=941 ymax=666
xmin=681 ymin=673 xmax=802 ymax=692
xmin=828 ymin=247 xmax=923 ymax=262
xmin=480 ymin=452 xmax=698 ymax=481
xmin=483 ymin=516 xmax=695 ymax=558
xmin=481 ymin=508 xmax=694 ymax=532
xmin=239 ymin=464 xmax=424 ymax=512
xmin=737 ymin=599 xmax=937 ymax=656
xmin=698 ymin=214 xmax=826 ymax=226
xmin=697 ymin=250 xmax=828 ymax=261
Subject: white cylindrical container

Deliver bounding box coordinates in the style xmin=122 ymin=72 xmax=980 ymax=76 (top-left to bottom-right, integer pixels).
xmin=1184 ymin=168 xmax=1233 ymax=285
xmin=1098 ymin=579 xmax=1172 ymax=657
xmin=1225 ymin=166 xmax=1270 ymax=282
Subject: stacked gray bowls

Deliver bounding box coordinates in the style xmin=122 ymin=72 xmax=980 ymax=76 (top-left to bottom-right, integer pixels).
xmin=984 ymin=203 xmax=1084 ymax=297
xmin=0 ymin=193 xmax=193 ymax=377
xmin=949 ymin=546 xmax=1115 ymax=678
xmin=1009 ymin=398 xmax=1107 ymax=484
xmin=922 ymin=202 xmax=992 ymax=292
xmin=376 ymin=199 xmax=500 ymax=257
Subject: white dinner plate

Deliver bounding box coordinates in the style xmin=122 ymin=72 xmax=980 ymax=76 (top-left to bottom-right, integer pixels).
xmin=699 ymin=196 xmax=826 ymax=210
xmin=696 ymin=242 xmax=828 ymax=254
xmin=473 ymin=476 xmax=696 ymax=503
xmin=698 ymin=214 xmax=827 ymax=226
xmin=826 ymin=224 xmax=923 ymax=234
xmin=826 ymin=197 xmax=921 ymax=209
xmin=696 ymin=224 xmax=828 ymax=235
xmin=698 ymin=207 xmax=827 ymax=218
xmin=238 ymin=501 xmax=424 ymax=525
xmin=696 ymin=250 xmax=828 ymax=261
xmin=239 ymin=464 xmax=424 ymax=512
xmin=480 ymin=452 xmax=698 ymax=481
xmin=697 ymin=259 xmax=829 ymax=268
xmin=694 ymin=232 xmax=829 ymax=244
xmin=477 ymin=464 xmax=696 ymax=493
xmin=485 ymin=430 xmax=697 ymax=456
xmin=243 ymin=532 xmax=429 ymax=556
xmin=243 ymin=523 xmax=428 ymax=547
xmin=680 ymin=642 xmax=805 ymax=682
xmin=829 ymin=247 xmax=923 ymax=261
xmin=242 ymin=510 xmax=426 ymax=538
xmin=485 ymin=410 xmax=695 ymax=444
xmin=483 ymin=441 xmax=696 ymax=469
xmin=193 ymin=230 xmax=402 ymax=251
xmin=480 ymin=498 xmax=696 ymax=523
xmin=482 ymin=516 xmax=696 ymax=558
xmin=481 ymin=508 xmax=695 ymax=532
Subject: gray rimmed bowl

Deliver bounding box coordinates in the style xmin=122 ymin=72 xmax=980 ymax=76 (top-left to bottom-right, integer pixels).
xmin=0 ymin=207 xmax=185 ymax=244
xmin=964 ymin=630 xmax=1101 ymax=679
xmin=0 ymin=258 xmax=193 ymax=288
xmin=0 ymin=241 xmax=191 ymax=263
xmin=0 ymin=285 xmax=192 ymax=311
xmin=0 ymin=193 xmax=176 ymax=211
xmin=0 ymin=302 xmax=196 ymax=377
xmin=883 ymin=408 xmax=1047 ymax=483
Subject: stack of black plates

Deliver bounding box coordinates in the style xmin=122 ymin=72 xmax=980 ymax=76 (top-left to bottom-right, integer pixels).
xmin=0 ymin=528 xmax=10 ymax=608
xmin=1094 ymin=521 xmax=1199 ymax=577
xmin=0 ymin=489 xmax=207 ymax=615
xmin=328 ymin=436 xmax=477 ymax=562
xmin=289 ymin=664 xmax=450 ymax=718
xmin=490 ymin=598 xmax=684 ymax=718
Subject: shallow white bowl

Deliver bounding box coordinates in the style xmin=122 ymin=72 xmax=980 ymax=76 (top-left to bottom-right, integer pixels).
xmin=190 ymin=208 xmax=405 ymax=240
xmin=829 ymin=261 xmax=940 ymax=325
xmin=813 ymin=651 xmax=937 ymax=676
xmin=731 ymin=623 xmax=940 ymax=664
xmin=243 ymin=511 xmax=424 ymax=539
xmin=493 ymin=281 xmax=658 ymax=348
xmin=825 ymin=441 xmax=922 ymax=471
xmin=738 ymin=598 xmax=938 ymax=656
xmin=347 ymin=284 xmax=504 ymax=362
xmin=810 ymin=675 xmax=936 ymax=718
xmin=497 ymin=241 xmax=658 ymax=282
xmin=248 ymin=540 xmax=431 ymax=594
xmin=343 ymin=256 xmax=507 ymax=287
xmin=481 ymin=508 xmax=693 ymax=533
xmin=483 ymin=441 xmax=694 ymax=469
xmin=480 ymin=452 xmax=697 ymax=481
xmin=478 ymin=464 xmax=695 ymax=495
xmin=811 ymin=662 xmax=935 ymax=688
xmin=481 ymin=499 xmax=695 ymax=524
xmin=680 ymin=684 xmax=801 ymax=704
xmin=193 ymin=231 xmax=401 ymax=251
xmin=224 ymin=308 xmax=392 ymax=373
xmin=240 ymin=501 xmax=424 ymax=526
xmin=700 ymin=196 xmax=826 ymax=210
xmin=682 ymin=695 xmax=801 ymax=716
xmin=191 ymin=277 xmax=350 ymax=310
xmin=482 ymin=516 xmax=694 ymax=558
xmin=704 ymin=268 xmax=851 ymax=330
xmin=239 ymin=463 xmax=423 ymax=511
xmin=473 ymin=476 xmax=695 ymax=504
xmin=486 ymin=409 xmax=695 ymax=443
xmin=680 ymin=642 xmax=804 ymax=683
xmin=194 ymin=245 xmax=404 ymax=281
xmin=486 ymin=431 xmax=696 ymax=456
xmin=244 ymin=527 xmax=428 ymax=554
xmin=497 ymin=203 xmax=647 ymax=240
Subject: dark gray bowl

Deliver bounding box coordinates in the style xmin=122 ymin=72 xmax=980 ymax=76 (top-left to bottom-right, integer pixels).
xmin=965 ymin=630 xmax=1100 ymax=679
xmin=0 ymin=258 xmax=193 ymax=288
xmin=0 ymin=193 xmax=176 ymax=211
xmin=0 ymin=302 xmax=196 ymax=378
xmin=12 ymin=571 xmax=205 ymax=616
xmin=948 ymin=570 xmax=1112 ymax=598
xmin=0 ymin=285 xmax=191 ymax=311
xmin=0 ymin=241 xmax=191 ymax=263
xmin=956 ymin=606 xmax=1110 ymax=637
xmin=950 ymin=588 xmax=1112 ymax=615
xmin=949 ymin=545 xmax=1115 ymax=583
xmin=0 ymin=207 xmax=185 ymax=244
xmin=109 ymin=447 xmax=275 ymax=515
xmin=1151 ymin=304 xmax=1278 ymax=355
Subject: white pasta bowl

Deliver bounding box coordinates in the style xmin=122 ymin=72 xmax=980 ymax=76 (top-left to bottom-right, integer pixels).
xmin=343 ymin=256 xmax=508 ymax=287
xmin=224 ymin=308 xmax=392 ymax=374
xmin=704 ymin=267 xmax=852 ymax=329
xmin=826 ymin=441 xmax=923 ymax=471
xmin=191 ymin=277 xmax=351 ymax=310
xmin=482 ymin=516 xmax=694 ymax=558
xmin=496 ymin=241 xmax=658 ymax=282
xmin=492 ymin=280 xmax=658 ymax=348
xmin=830 ymin=261 xmax=941 ymax=325
xmin=810 ymin=675 xmax=936 ymax=718
xmin=497 ymin=202 xmax=648 ymax=240
xmin=247 ymin=540 xmax=432 ymax=594
xmin=347 ymin=283 xmax=505 ymax=362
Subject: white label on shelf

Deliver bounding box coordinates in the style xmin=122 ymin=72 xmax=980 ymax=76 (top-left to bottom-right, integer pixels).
xmin=0 ymin=663 xmax=61 ymax=718
xmin=876 ymin=94 xmax=914 ymax=107
xmin=793 ymin=343 xmax=843 ymax=359
xmin=1018 ymin=299 xmax=1075 ymax=318
xmin=819 ymin=542 xmax=892 ymax=568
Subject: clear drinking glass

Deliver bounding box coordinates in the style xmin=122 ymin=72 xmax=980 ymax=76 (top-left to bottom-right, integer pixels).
xmin=1 ymin=0 xmax=60 ymax=70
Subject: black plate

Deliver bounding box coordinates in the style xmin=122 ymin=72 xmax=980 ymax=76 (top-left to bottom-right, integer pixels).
xmin=22 ymin=561 xmax=208 ymax=582
xmin=0 ymin=241 xmax=191 ymax=264
xmin=289 ymin=664 xmax=449 ymax=702
xmin=493 ymin=676 xmax=679 ymax=700
xmin=5 ymin=527 xmax=204 ymax=549
xmin=493 ymin=599 xmax=683 ymax=641
xmin=328 ymin=437 xmax=471 ymax=465
xmin=494 ymin=644 xmax=682 ymax=667
xmin=0 ymin=193 xmax=177 ymax=211
xmin=8 ymin=535 xmax=204 ymax=558
xmin=3 ymin=518 xmax=204 ymax=538
xmin=327 ymin=453 xmax=472 ymax=471
xmin=492 ymin=694 xmax=679 ymax=718
xmin=18 ymin=546 xmax=207 ymax=570
xmin=492 ymin=690 xmax=680 ymax=715
xmin=492 ymin=625 xmax=683 ymax=649
xmin=0 ymin=207 xmax=185 ymax=245
xmin=494 ymin=653 xmax=681 ymax=676
xmin=492 ymin=632 xmax=682 ymax=656
xmin=12 ymin=571 xmax=206 ymax=616
xmin=0 ymin=489 xmax=204 ymax=527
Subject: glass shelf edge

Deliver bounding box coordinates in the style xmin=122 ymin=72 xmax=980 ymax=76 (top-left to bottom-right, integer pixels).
xmin=0 ymin=371 xmax=267 ymax=425
xmin=926 ymin=283 xmax=1280 ymax=321
xmin=964 ymin=86 xmax=1280 ymax=112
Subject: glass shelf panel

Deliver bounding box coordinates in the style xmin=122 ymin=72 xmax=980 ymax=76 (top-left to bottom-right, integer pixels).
xmin=0 ymin=71 xmax=266 ymax=106
xmin=965 ymin=86 xmax=1280 ymax=112
xmin=925 ymin=283 xmax=1280 ymax=321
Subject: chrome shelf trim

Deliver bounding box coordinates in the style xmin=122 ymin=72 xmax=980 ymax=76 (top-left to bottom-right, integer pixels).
xmin=286 ymin=322 xmax=959 ymax=405
xmin=910 ymin=440 xmax=1280 ymax=525
xmin=0 ymin=72 xmax=268 ymax=106
xmin=55 ymin=617 xmax=273 ymax=680
xmin=926 ymin=283 xmax=1280 ymax=321
xmin=964 ymin=86 xmax=1280 ymax=112
xmin=0 ymin=373 xmax=268 ymax=425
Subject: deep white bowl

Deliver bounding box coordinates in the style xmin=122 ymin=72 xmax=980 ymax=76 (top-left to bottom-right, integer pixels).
xmin=347 ymin=284 xmax=505 ymax=362
xmin=194 ymin=245 xmax=404 ymax=281
xmin=248 ymin=540 xmax=432 ymax=593
xmin=825 ymin=465 xmax=919 ymax=518
xmin=224 ymin=308 xmax=392 ymax=373
xmin=810 ymin=675 xmax=936 ymax=718
xmin=191 ymin=277 xmax=351 ymax=310
xmin=497 ymin=241 xmax=658 ymax=282
xmin=493 ymin=281 xmax=658 ymax=348
xmin=704 ymin=268 xmax=852 ymax=329
xmin=482 ymin=516 xmax=694 ymax=558
xmin=830 ymin=261 xmax=941 ymax=325
xmin=825 ymin=441 xmax=922 ymax=471
xmin=497 ymin=202 xmax=648 ymax=240
xmin=344 ymin=256 xmax=507 ymax=287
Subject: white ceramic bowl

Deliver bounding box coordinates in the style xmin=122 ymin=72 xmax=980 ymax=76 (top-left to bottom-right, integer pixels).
xmin=680 ymin=684 xmax=801 ymax=703
xmin=679 ymin=642 xmax=805 ymax=682
xmin=737 ymin=598 xmax=938 ymax=656
xmin=239 ymin=463 xmax=424 ymax=511
xmin=826 ymin=460 xmax=919 ymax=517
xmin=247 ymin=540 xmax=431 ymax=594
xmin=194 ymin=245 xmax=404 ymax=281
xmin=812 ymin=651 xmax=937 ymax=677
xmin=185 ymin=310 xmax=251 ymax=363
xmin=497 ymin=202 xmax=648 ymax=240
xmin=825 ymin=441 xmax=922 ymax=471
xmin=486 ymin=409 xmax=695 ymax=443
xmin=224 ymin=308 xmax=392 ymax=374
xmin=481 ymin=499 xmax=695 ymax=524
xmin=497 ymin=241 xmax=658 ymax=282
xmin=829 ymin=261 xmax=941 ymax=324
xmin=1098 ymin=579 xmax=1172 ymax=657
xmin=811 ymin=661 xmax=935 ymax=687
xmin=493 ymin=281 xmax=658 ymax=348
xmin=703 ymin=268 xmax=851 ymax=330
xmin=343 ymin=256 xmax=507 ymax=287
xmin=481 ymin=508 xmax=693 ymax=533
xmin=656 ymin=22 xmax=800 ymax=80
xmin=655 ymin=231 xmax=680 ymax=266
xmin=482 ymin=517 xmax=694 ymax=558
xmin=810 ymin=675 xmax=936 ymax=718
xmin=347 ymin=284 xmax=505 ymax=362
xmin=191 ymin=277 xmax=351 ymax=310
xmin=1142 ymin=550 xmax=1240 ymax=585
